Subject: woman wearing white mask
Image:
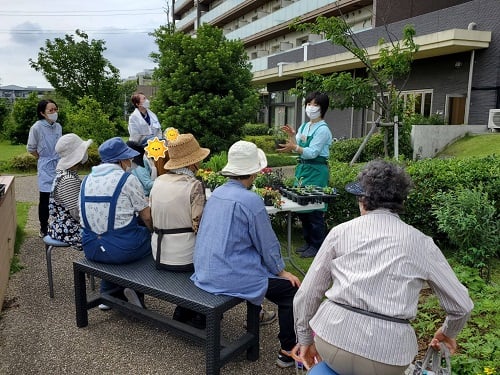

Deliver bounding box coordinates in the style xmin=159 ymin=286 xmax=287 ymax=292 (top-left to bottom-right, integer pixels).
xmin=278 ymin=92 xmax=333 ymax=258
xmin=128 ymin=92 xmax=162 ymax=146
xmin=27 ymin=99 xmax=63 ymax=238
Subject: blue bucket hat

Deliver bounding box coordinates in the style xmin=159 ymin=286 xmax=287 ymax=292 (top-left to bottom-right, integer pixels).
xmin=345 ymin=181 xmax=366 ymax=196
xmin=99 ymin=137 xmax=139 ymax=163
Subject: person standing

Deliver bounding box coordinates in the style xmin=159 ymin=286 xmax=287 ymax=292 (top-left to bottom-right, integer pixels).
xmin=191 ymin=140 xmax=301 ymax=368
xmin=128 ymin=92 xmax=162 ymax=146
xmin=27 ymin=99 xmax=62 ymax=238
xmin=293 ymin=160 xmax=473 ymax=374
xmin=79 ymin=137 xmax=153 ymax=309
xmin=47 ymin=133 xmax=92 ymax=247
xmin=278 ymin=92 xmax=333 ymax=258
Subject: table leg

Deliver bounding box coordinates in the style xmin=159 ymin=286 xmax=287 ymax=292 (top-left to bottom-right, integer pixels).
xmin=74 ymin=266 xmax=89 ymax=327
xmin=284 ymin=212 xmax=305 ymax=276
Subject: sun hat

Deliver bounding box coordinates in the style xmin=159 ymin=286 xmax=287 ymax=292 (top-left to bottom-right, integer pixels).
xmin=99 ymin=137 xmax=139 ymax=163
xmin=221 ymin=141 xmax=267 ymax=176
xmin=345 ymin=181 xmax=365 ymax=196
xmin=163 ymin=133 xmax=210 ymax=170
xmin=55 ymin=133 xmax=93 ymax=170
xmin=126 ymin=140 xmax=146 ymax=168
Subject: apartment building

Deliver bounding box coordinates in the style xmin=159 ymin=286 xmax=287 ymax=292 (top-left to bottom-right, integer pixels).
xmin=173 ymin=0 xmax=499 ymax=138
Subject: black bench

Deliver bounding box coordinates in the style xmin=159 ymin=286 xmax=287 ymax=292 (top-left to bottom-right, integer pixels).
xmin=73 ymin=256 xmax=260 ymax=375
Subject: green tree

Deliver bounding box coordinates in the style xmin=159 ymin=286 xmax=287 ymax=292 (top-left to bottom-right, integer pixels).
xmin=292 ymin=16 xmax=419 ymax=160
xmin=0 ymin=98 xmax=10 ymax=138
xmin=151 ymin=24 xmax=260 ymax=154
xmin=5 ymin=92 xmax=40 ymax=144
xmin=29 ymin=29 xmax=122 ymax=118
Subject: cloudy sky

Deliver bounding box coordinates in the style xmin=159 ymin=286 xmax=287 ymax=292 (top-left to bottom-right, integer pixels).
xmin=0 ymin=0 xmax=170 ymax=88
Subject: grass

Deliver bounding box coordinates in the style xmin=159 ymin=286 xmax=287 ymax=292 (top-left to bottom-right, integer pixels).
xmin=10 ymin=202 xmax=31 ymax=274
xmin=436 ymin=133 xmax=500 ymax=158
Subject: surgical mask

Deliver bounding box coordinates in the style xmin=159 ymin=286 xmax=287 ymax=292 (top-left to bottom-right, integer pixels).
xmin=306 ymin=105 xmax=321 ymax=120
xmin=47 ymin=112 xmax=58 ymax=122
xmin=80 ymin=153 xmax=88 ymax=165
xmin=142 ymin=99 xmax=150 ymax=109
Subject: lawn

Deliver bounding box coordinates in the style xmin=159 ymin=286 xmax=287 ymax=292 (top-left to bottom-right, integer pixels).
xmin=437 ymin=132 xmax=500 ymax=158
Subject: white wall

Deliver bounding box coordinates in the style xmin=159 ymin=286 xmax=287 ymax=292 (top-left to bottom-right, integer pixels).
xmin=411 ymin=125 xmax=489 ymax=160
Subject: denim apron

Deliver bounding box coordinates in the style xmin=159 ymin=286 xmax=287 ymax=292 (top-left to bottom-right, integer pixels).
xmin=80 ymin=173 xmax=151 ymax=264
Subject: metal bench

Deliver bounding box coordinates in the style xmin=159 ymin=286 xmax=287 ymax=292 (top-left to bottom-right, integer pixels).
xmin=73 ymin=255 xmax=260 ymax=375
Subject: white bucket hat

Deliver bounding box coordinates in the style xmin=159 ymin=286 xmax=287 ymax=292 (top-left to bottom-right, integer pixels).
xmin=56 ymin=133 xmax=93 ymax=170
xmin=221 ymin=141 xmax=267 ymax=176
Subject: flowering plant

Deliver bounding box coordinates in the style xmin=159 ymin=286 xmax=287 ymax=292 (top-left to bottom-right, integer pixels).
xmin=196 ymin=168 xmax=228 ymax=191
xmin=254 ymin=167 xmax=284 ymax=190
xmin=255 ymin=187 xmax=283 ymax=209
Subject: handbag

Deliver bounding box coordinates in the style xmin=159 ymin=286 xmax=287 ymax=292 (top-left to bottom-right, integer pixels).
xmin=412 ymin=343 xmax=451 ymax=375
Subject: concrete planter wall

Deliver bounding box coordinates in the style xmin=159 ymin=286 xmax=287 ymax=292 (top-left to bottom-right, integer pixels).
xmin=0 ymin=176 xmax=16 ymax=310
xmin=411 ymin=125 xmax=489 ymax=160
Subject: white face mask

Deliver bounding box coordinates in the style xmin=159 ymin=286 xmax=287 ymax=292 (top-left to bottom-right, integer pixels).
xmin=306 ymin=105 xmax=321 ymax=120
xmin=47 ymin=112 xmax=58 ymax=122
xmin=142 ymin=99 xmax=150 ymax=109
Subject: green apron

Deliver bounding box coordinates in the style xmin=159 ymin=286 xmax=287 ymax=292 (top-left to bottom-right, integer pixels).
xmin=294 ymin=122 xmax=329 ymax=188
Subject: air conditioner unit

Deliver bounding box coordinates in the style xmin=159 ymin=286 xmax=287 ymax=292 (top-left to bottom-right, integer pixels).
xmin=487 ymin=109 xmax=500 ymax=130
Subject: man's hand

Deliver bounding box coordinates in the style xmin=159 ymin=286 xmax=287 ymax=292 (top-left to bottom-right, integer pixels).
xmin=430 ymin=327 xmax=457 ymax=354
xmin=291 ymin=343 xmax=321 ymax=370
xmin=278 ymin=270 xmax=301 ymax=287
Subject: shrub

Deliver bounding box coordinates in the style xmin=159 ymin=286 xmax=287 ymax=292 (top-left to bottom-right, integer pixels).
xmin=10 ymin=152 xmax=37 ymax=171
xmin=330 ymin=133 xmax=385 ymax=163
xmin=432 ymin=186 xmax=498 ymax=281
xmin=243 ymin=135 xmax=276 ymax=154
xmin=243 ymin=123 xmax=269 ymax=136
xmin=202 ymin=151 xmax=227 ymax=172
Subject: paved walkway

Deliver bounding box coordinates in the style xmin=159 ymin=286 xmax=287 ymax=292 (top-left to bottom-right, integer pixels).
xmin=0 ymin=175 xmax=296 ymax=375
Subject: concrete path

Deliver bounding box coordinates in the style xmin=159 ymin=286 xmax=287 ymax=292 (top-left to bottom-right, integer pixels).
xmin=0 ymin=175 xmax=296 ymax=375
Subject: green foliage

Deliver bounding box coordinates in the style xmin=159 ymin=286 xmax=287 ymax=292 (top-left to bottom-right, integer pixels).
xmin=265 ymin=153 xmax=298 ymax=168
xmin=432 ymin=186 xmax=498 ymax=280
xmin=151 ymin=24 xmax=260 ymax=154
xmin=413 ymin=263 xmax=500 ymax=374
xmin=254 ymin=167 xmax=285 ymax=189
xmin=10 ymin=153 xmax=37 ymax=171
xmin=202 ymin=151 xmax=227 ymax=172
xmin=11 ymin=202 xmax=31 ymax=275
xmin=29 ymin=29 xmax=122 ymax=118
xmin=405 ymin=156 xmax=499 ymax=240
xmin=329 ymin=134 xmax=385 ymax=162
xmin=243 ymin=123 xmax=269 ymax=136
xmin=65 ymin=96 xmax=116 ymax=145
xmin=5 ymin=92 xmax=40 ymax=144
xmin=0 ymin=98 xmax=10 ymax=137
xmin=243 ymin=135 xmax=276 ymax=154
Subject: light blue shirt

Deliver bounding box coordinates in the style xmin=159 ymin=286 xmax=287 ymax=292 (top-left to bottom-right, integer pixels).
xmin=295 ymin=120 xmax=332 ymax=159
xmin=191 ymin=179 xmax=285 ymax=305
xmin=27 ymin=119 xmax=62 ymax=192
xmin=131 ymin=165 xmax=154 ymax=196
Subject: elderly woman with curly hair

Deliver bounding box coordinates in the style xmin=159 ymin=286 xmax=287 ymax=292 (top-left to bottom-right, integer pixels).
xmin=293 ymin=160 xmax=473 ymax=375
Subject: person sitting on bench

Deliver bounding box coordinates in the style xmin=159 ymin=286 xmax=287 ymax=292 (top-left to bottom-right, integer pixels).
xmin=79 ymin=137 xmax=153 ymax=310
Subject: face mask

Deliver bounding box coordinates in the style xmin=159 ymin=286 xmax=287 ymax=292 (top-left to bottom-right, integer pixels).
xmin=142 ymin=99 xmax=150 ymax=109
xmin=46 ymin=112 xmax=58 ymax=122
xmin=80 ymin=153 xmax=88 ymax=165
xmin=306 ymin=105 xmax=321 ymax=120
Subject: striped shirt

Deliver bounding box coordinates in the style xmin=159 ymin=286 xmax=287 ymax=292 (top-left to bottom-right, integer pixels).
xmin=293 ymin=209 xmax=473 ymax=365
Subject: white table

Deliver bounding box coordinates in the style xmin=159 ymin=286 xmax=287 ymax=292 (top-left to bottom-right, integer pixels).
xmin=206 ymin=189 xmax=325 ymax=275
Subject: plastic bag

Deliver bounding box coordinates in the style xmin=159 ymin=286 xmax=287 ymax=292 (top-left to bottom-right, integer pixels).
xmin=413 ymin=343 xmax=451 ymax=375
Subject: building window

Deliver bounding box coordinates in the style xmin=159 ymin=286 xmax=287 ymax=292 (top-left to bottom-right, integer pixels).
xmin=368 ymin=89 xmax=433 ymax=123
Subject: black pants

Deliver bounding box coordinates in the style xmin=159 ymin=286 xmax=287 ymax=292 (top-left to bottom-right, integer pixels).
xmin=265 ymin=277 xmax=298 ymax=352
xmin=39 ymin=191 xmax=50 ymax=236
xmin=297 ymin=210 xmax=327 ymax=250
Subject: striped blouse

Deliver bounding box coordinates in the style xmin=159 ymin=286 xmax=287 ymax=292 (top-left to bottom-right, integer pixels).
xmin=293 ymin=209 xmax=473 ymax=365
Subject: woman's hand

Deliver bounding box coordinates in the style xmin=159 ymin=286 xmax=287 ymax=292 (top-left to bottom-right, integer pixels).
xmin=291 ymin=343 xmax=321 ymax=370
xmin=281 ymin=124 xmax=295 ymax=136
xmin=276 ymin=140 xmax=298 ymax=153
xmin=430 ymin=327 xmax=457 ymax=354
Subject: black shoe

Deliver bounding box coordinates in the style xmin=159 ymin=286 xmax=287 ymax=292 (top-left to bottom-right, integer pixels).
xmin=276 ymin=349 xmax=295 ymax=368
xmin=300 ymin=246 xmax=318 ymax=258
xmin=295 ymin=243 xmax=310 ymax=253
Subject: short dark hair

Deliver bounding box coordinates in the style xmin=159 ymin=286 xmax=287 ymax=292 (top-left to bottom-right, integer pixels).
xmin=305 ymin=92 xmax=329 ymax=118
xmin=358 ymin=160 xmax=413 ymax=213
xmin=130 ymin=92 xmax=145 ymax=108
xmin=37 ymin=99 xmax=57 ymax=120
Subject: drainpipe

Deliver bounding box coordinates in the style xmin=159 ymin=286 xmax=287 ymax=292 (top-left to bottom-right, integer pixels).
xmin=464 ymin=22 xmax=477 ymax=125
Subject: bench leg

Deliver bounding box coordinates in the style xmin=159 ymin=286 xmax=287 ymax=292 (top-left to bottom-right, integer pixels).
xmin=73 ymin=265 xmax=89 ymax=327
xmin=205 ymin=310 xmax=222 ymax=375
xmin=46 ymin=245 xmax=55 ymax=298
xmin=246 ymin=302 xmax=260 ymax=361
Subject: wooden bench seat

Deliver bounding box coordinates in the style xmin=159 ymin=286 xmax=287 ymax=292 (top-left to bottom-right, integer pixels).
xmin=73 ymin=255 xmax=260 ymax=375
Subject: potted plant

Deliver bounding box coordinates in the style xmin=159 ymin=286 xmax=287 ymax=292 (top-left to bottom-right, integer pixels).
xmin=268 ymin=126 xmax=288 ymax=149
xmin=254 ymin=167 xmax=285 ymax=190
xmin=255 ymin=187 xmax=283 ymax=209
xmin=196 ymin=168 xmax=228 ymax=191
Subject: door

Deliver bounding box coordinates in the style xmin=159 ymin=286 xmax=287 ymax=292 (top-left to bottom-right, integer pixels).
xmin=448 ymin=97 xmax=466 ymax=125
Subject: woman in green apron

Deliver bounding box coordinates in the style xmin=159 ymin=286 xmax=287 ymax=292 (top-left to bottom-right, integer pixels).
xmin=279 ymin=92 xmax=333 ymax=258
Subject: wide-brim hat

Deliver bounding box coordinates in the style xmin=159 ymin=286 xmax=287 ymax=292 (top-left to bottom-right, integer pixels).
xmin=345 ymin=181 xmax=366 ymax=196
xmin=164 ymin=133 xmax=210 ymax=170
xmin=56 ymin=133 xmax=93 ymax=170
xmin=99 ymin=137 xmax=139 ymax=163
xmin=221 ymin=141 xmax=267 ymax=176
xmin=126 ymin=140 xmax=146 ymax=168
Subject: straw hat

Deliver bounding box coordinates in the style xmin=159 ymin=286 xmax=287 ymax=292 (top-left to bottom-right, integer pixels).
xmin=56 ymin=133 xmax=93 ymax=170
xmin=221 ymin=141 xmax=267 ymax=176
xmin=99 ymin=137 xmax=139 ymax=163
xmin=163 ymin=134 xmax=210 ymax=170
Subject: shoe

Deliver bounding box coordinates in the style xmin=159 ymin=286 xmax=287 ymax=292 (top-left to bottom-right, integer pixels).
xmin=259 ymin=308 xmax=277 ymax=325
xmin=124 ymin=288 xmax=143 ymax=308
xmin=39 ymin=229 xmax=46 ymax=238
xmin=276 ymin=349 xmax=295 ymax=368
xmin=300 ymin=246 xmax=318 ymax=258
xmin=294 ymin=243 xmax=310 ymax=253
xmin=98 ymin=304 xmax=111 ymax=311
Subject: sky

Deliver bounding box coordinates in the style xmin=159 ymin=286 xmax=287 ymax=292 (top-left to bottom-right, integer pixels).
xmin=0 ymin=0 xmax=170 ymax=88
